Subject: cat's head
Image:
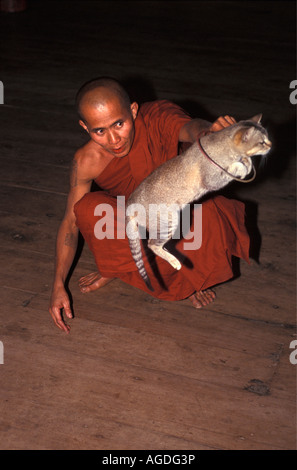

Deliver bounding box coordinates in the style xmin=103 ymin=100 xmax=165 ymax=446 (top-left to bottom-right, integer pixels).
xmin=232 ymin=114 xmax=272 ymax=157
xmin=227 ymin=115 xmax=271 ymax=180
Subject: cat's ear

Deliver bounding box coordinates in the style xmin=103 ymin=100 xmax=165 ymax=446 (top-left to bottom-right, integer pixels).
xmin=249 ymin=114 xmax=262 ymax=124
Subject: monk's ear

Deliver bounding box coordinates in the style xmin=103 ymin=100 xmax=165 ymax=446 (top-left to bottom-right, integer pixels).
xmin=79 ymin=119 xmax=89 ymax=133
xmin=130 ymin=102 xmax=139 ymax=120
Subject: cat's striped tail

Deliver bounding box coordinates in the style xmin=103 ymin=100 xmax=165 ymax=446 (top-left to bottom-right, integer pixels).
xmin=126 ymin=215 xmax=154 ymax=292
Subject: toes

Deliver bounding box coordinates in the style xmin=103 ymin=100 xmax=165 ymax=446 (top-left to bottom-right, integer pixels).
xmin=189 ymin=293 xmax=203 ymax=309
xmin=79 ymin=274 xmax=114 ymax=293
xmin=80 ymin=277 xmax=101 ymax=292
xmin=78 ymin=272 xmax=100 ymax=287
xmin=196 ymin=289 xmax=216 ymax=305
xmin=190 ymin=295 xmax=203 ymax=309
xmin=189 ymin=289 xmax=216 ymax=308
xmin=195 ymin=292 xmax=208 ymax=306
xmin=201 ymin=289 xmax=216 ymax=303
xmin=81 ymin=283 xmax=96 ymax=293
xmin=80 ymin=286 xmax=89 ymax=293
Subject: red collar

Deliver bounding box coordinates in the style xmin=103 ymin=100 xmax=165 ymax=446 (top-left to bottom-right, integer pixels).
xmin=197 ymin=137 xmax=256 ymax=184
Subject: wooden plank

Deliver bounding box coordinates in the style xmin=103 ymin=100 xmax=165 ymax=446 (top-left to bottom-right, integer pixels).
xmin=0 ymin=212 xmax=95 ymax=266
xmin=0 ymin=232 xmax=294 ymax=327
xmin=0 ymin=287 xmax=295 ymax=450
xmin=0 ymin=179 xmax=294 ymax=326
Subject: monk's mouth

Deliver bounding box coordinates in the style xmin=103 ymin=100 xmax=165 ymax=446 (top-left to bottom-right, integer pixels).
xmin=112 ymin=145 xmax=126 ymax=154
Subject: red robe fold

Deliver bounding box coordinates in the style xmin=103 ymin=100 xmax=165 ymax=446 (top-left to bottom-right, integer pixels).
xmin=74 ymin=100 xmax=250 ymax=300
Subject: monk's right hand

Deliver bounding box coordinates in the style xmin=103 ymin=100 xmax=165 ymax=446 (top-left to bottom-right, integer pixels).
xmin=49 ymin=285 xmax=73 ymax=333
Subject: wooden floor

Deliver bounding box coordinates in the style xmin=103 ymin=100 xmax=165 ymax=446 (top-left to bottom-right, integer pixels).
xmin=0 ymin=1 xmax=296 ymax=450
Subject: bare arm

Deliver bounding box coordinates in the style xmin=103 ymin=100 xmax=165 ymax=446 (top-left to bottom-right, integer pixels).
xmin=49 ymin=155 xmax=93 ymax=333
xmin=52 ymin=159 xmax=91 ymax=288
xmin=179 ymin=115 xmax=236 ymax=143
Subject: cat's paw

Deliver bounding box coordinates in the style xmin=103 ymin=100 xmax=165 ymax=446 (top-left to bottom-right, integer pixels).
xmin=169 ymin=258 xmax=182 ymax=270
xmin=229 ymin=160 xmax=251 ymax=179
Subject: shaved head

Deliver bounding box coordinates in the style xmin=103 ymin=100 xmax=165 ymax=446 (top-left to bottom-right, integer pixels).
xmin=76 ymin=77 xmax=139 ymax=158
xmin=75 ymin=77 xmax=131 ymax=122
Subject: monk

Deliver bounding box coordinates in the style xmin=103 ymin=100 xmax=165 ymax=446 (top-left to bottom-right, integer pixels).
xmin=49 ymin=77 xmax=249 ymax=333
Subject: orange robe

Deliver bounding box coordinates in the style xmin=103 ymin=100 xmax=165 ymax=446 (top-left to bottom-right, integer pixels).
xmin=74 ymin=100 xmax=250 ymax=300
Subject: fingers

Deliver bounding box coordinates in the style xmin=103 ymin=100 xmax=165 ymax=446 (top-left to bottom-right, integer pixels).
xmin=221 ymin=115 xmax=236 ymax=126
xmin=63 ymin=303 xmax=73 ymax=319
xmin=49 ymin=296 xmax=72 ymax=333
xmin=210 ymin=115 xmax=236 ymax=132
xmin=49 ymin=306 xmax=71 ymax=333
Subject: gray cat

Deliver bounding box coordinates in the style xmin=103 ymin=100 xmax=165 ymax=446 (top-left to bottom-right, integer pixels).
xmin=126 ymin=115 xmax=271 ymax=290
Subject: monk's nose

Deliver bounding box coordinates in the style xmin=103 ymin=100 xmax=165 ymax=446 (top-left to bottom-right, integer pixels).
xmin=108 ymin=131 xmax=120 ymax=145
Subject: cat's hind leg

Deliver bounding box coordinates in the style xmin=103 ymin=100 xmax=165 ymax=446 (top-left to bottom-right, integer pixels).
xmin=148 ymin=238 xmax=182 ymax=270
xmin=147 ymin=208 xmax=182 ymax=269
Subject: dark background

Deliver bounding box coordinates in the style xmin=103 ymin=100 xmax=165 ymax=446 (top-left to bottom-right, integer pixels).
xmin=0 ymin=0 xmax=295 ymax=162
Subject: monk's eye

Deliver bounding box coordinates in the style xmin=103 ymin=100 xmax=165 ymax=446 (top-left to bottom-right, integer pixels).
xmin=116 ymin=121 xmax=124 ymax=128
xmin=96 ymin=129 xmax=104 ymax=135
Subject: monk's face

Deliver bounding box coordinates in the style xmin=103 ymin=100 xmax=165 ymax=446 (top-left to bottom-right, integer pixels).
xmin=79 ymin=97 xmax=138 ymax=158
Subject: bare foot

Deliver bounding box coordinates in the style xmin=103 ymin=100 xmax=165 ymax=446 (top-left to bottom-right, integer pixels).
xmin=78 ymin=272 xmax=114 ymax=293
xmin=189 ymin=289 xmax=216 ymax=308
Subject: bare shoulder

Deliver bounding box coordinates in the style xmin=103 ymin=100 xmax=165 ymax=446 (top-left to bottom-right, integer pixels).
xmin=71 ymin=141 xmax=108 ymax=185
xmin=74 ymin=140 xmax=101 ymax=168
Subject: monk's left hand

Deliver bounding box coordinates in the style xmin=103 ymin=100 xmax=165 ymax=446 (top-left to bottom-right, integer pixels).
xmin=210 ymin=115 xmax=236 ymax=132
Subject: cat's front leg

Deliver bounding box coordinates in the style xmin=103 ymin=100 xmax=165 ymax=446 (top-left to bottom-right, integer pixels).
xmin=229 ymin=158 xmax=252 ymax=179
